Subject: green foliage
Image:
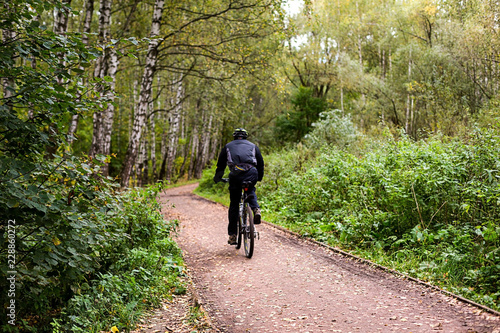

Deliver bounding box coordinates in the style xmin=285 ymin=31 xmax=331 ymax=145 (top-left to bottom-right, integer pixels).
xmin=275 ymin=86 xmax=328 ymax=143
xmin=52 ymin=189 xmax=185 ymax=332
xmin=194 ymin=163 xmax=231 ymax=206
xmin=304 ymin=110 xmax=359 ymax=149
xmin=282 ymin=0 xmax=500 ymax=139
xmin=0 ymin=1 xmax=184 ymax=331
xmin=1 ymin=165 xmax=184 ymax=331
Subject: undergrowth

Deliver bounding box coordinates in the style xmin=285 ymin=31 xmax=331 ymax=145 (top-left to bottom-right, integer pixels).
xmin=1 ymin=175 xmax=185 ymax=332
xmin=50 ymin=184 xmax=186 ymax=333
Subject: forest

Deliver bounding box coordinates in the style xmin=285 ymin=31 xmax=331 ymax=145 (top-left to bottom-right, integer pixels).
xmin=1 ymin=0 xmax=500 ymax=331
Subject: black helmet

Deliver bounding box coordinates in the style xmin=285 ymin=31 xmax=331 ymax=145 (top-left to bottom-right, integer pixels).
xmin=233 ymin=128 xmax=248 ymax=139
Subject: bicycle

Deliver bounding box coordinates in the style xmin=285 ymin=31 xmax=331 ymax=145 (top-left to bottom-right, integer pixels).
xmin=222 ymin=178 xmax=259 ymax=258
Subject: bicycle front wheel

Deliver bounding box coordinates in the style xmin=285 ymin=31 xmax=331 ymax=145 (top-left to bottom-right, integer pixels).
xmin=243 ymin=205 xmax=254 ymax=258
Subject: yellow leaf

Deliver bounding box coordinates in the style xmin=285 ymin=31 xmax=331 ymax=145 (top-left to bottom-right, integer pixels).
xmin=52 ymin=237 xmax=61 ymax=246
xmin=110 ymin=326 xmax=119 ymax=333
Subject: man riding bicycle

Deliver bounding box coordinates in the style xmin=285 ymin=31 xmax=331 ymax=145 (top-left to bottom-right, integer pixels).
xmin=213 ymin=128 xmax=264 ymax=245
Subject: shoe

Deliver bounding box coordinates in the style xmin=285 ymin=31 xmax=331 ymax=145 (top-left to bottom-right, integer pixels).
xmin=253 ymin=208 xmax=261 ymax=224
xmin=228 ymin=235 xmax=237 ymax=245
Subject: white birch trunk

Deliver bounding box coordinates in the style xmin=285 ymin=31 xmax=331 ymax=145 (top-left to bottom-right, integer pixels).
xmin=137 ymin=135 xmax=148 ymax=186
xmin=53 ymin=0 xmax=72 ymax=86
xmin=165 ymin=78 xmax=184 ymax=180
xmin=178 ymin=108 xmax=188 ymax=178
xmin=68 ymin=0 xmax=94 ymax=145
xmin=121 ymin=0 xmax=165 ymax=187
xmin=131 ymin=79 xmax=138 ymax=139
xmin=101 ymin=48 xmax=118 ymax=175
xmin=53 ymin=0 xmax=72 ymax=35
xmin=81 ymin=0 xmax=94 ymax=46
xmin=150 ymin=104 xmax=157 ymax=180
xmin=89 ymin=0 xmax=112 ymax=158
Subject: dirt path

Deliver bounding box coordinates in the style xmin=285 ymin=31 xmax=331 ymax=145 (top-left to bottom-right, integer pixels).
xmin=160 ymin=183 xmax=499 ymax=333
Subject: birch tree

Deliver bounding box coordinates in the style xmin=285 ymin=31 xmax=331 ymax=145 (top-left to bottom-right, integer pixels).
xmin=163 ymin=77 xmax=183 ymax=181
xmin=68 ymin=0 xmax=94 ymax=146
xmin=121 ymin=0 xmax=165 ymax=187
xmin=88 ymin=0 xmax=109 ymax=154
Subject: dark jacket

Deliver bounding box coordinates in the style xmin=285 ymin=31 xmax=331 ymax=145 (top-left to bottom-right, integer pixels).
xmin=214 ymin=138 xmax=264 ymax=181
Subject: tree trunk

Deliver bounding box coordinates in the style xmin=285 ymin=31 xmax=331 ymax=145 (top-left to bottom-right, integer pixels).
xmin=81 ymin=0 xmax=94 ymax=46
xmin=177 ymin=107 xmax=187 ymax=178
xmin=159 ymin=128 xmax=168 ymax=180
xmin=194 ymin=111 xmax=213 ymax=179
xmin=121 ymin=0 xmax=165 ymax=187
xmin=45 ymin=0 xmax=72 ymax=156
xmin=165 ymin=78 xmax=184 ymax=181
xmin=150 ymin=104 xmax=157 ymax=181
xmin=53 ymin=0 xmax=72 ymax=85
xmin=68 ymin=0 xmax=94 ymax=146
xmin=142 ymin=130 xmax=149 ymax=186
xmin=405 ymin=46 xmax=412 ymax=135
xmin=188 ymin=122 xmax=199 ymax=180
xmin=54 ymin=0 xmax=72 ymax=35
xmin=209 ymin=118 xmax=220 ymax=162
xmin=89 ymin=0 xmax=112 ymax=159
xmin=101 ymin=48 xmax=119 ymax=176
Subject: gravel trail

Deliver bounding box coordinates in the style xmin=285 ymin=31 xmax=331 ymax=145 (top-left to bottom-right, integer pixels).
xmin=161 ymin=183 xmax=500 ymax=333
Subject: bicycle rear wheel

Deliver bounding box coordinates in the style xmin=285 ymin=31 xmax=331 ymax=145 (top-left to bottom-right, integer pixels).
xmin=243 ymin=205 xmax=254 ymax=258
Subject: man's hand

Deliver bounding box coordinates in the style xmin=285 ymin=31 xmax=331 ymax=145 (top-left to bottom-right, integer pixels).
xmin=213 ymin=170 xmax=224 ymax=183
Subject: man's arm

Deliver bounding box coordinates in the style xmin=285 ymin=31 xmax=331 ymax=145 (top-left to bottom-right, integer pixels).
xmin=255 ymin=146 xmax=264 ymax=181
xmin=213 ymin=147 xmax=227 ymax=183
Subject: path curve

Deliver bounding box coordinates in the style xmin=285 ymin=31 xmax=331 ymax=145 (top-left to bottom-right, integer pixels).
xmin=161 ymin=184 xmax=500 ymax=333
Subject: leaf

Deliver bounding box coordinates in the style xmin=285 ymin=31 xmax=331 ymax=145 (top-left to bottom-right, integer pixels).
xmin=53 ymin=237 xmax=61 ymax=246
xmin=43 ymin=41 xmax=54 ymax=49
xmin=127 ymin=37 xmax=139 ymax=45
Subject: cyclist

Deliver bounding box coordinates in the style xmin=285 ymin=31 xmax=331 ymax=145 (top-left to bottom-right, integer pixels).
xmin=213 ymin=128 xmax=264 ymax=245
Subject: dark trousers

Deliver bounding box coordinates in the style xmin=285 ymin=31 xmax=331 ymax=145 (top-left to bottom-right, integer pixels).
xmin=228 ymin=167 xmax=259 ymax=235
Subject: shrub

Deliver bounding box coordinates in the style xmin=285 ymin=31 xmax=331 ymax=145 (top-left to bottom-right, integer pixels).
xmin=258 ymin=128 xmax=500 ymax=309
xmin=304 ymin=109 xmax=359 ymax=149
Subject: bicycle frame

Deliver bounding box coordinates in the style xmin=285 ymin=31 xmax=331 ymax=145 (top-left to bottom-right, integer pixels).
xmin=222 ymin=178 xmax=258 ymax=258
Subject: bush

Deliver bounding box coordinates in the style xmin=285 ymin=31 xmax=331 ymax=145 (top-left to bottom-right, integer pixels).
xmin=304 ymin=109 xmax=359 ymax=149
xmin=0 ymin=175 xmax=184 ymax=332
xmin=258 ymin=128 xmax=500 ymax=309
